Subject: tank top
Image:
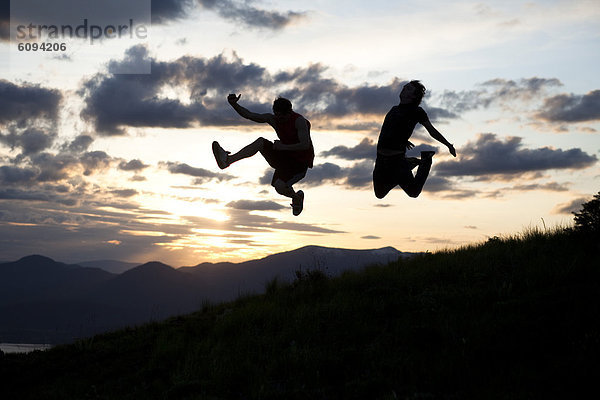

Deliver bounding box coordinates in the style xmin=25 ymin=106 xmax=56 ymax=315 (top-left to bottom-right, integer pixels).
xmin=274 ymin=111 xmax=315 ymax=168
xmin=377 ymin=104 xmax=429 ymax=152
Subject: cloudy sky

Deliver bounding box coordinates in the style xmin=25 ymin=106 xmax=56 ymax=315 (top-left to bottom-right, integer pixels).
xmin=1 ymin=0 xmax=599 ymax=266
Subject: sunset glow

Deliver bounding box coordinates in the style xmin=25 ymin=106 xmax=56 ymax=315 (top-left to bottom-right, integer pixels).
xmin=1 ymin=0 xmax=598 ymax=266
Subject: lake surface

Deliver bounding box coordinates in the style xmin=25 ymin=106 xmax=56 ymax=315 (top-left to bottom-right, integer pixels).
xmin=0 ymin=343 xmax=53 ymax=354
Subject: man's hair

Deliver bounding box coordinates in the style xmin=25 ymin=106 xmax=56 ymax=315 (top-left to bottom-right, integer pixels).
xmin=272 ymin=97 xmax=293 ymax=114
xmin=408 ymin=80 xmax=426 ymax=105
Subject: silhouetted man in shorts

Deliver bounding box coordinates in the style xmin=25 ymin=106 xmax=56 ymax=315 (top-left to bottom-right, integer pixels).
xmin=373 ymin=80 xmax=456 ymax=199
xmin=213 ymin=94 xmax=314 ymax=216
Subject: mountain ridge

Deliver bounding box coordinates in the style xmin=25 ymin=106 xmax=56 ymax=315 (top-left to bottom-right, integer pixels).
xmin=0 ymin=245 xmax=411 ymax=344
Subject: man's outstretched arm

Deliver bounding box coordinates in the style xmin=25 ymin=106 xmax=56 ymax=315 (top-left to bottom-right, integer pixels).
xmin=228 ymin=94 xmax=274 ymax=124
xmin=422 ymin=120 xmax=456 ymax=157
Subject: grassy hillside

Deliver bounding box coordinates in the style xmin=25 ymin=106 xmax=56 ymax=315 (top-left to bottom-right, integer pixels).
xmin=1 ymin=227 xmax=599 ymax=399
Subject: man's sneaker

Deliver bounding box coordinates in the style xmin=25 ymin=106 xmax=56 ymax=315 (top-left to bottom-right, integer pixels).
xmin=420 ymin=150 xmax=436 ymax=161
xmin=212 ymin=141 xmax=230 ymax=169
xmin=291 ymin=190 xmax=304 ymax=216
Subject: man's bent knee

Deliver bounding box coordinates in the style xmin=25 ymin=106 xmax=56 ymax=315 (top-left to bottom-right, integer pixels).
xmin=374 ymin=189 xmax=387 ymax=199
xmin=405 ymin=188 xmax=422 ymax=198
xmin=373 ymin=181 xmax=392 ymax=199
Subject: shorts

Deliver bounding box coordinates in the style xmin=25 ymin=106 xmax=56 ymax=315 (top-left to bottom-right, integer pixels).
xmin=261 ymin=139 xmax=309 ymax=186
xmin=373 ymin=153 xmax=412 ymax=184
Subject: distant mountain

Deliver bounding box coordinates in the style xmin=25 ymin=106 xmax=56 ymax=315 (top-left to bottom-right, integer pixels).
xmin=87 ymin=262 xmax=204 ymax=318
xmin=0 ymin=256 xmax=119 ymax=343
xmin=0 ymin=246 xmax=414 ymax=344
xmin=0 ymin=255 xmax=114 ymax=304
xmin=76 ymin=259 xmax=140 ymax=274
xmin=179 ymin=245 xmax=414 ymax=302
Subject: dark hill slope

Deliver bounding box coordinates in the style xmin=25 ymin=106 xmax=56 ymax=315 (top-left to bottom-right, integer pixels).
xmin=1 ymin=229 xmax=599 ymax=399
xmin=86 ymin=262 xmax=204 ymax=318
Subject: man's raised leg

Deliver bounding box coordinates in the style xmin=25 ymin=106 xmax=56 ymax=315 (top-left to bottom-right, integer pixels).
xmin=227 ymin=137 xmax=269 ymax=165
xmin=400 ymin=151 xmax=433 ymax=198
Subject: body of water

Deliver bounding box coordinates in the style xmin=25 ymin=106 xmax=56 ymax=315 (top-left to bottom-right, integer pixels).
xmin=0 ymin=343 xmax=53 ymax=354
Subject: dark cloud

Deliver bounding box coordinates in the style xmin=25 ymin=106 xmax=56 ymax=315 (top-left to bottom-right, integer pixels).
xmin=319 ymin=134 xmax=441 ymax=164
xmin=482 ymin=77 xmax=563 ymax=98
xmin=110 ymin=189 xmax=138 ymax=198
xmin=0 ymin=187 xmax=77 ymax=206
xmin=119 ymin=159 xmax=149 ymax=171
xmin=81 ymin=48 xmax=459 ymax=135
xmin=226 ymin=200 xmax=285 ymax=211
xmin=227 ymin=208 xmax=345 ymax=234
xmin=435 ymin=133 xmax=597 ymax=179
xmin=30 ymin=152 xmax=79 ymax=182
xmin=0 ymin=80 xmax=62 ymax=157
xmin=0 ymin=127 xmax=56 ymax=156
xmin=297 ymin=161 xmax=372 ymax=189
xmin=130 ymin=175 xmax=147 ymax=182
xmin=419 ymin=175 xmax=457 ymax=193
xmin=277 ymin=72 xmax=454 ymax=121
xmin=66 ymin=135 xmax=94 ymax=153
xmin=437 ymin=77 xmax=563 ymax=114
xmin=293 ymin=163 xmax=343 ymax=186
xmin=0 ymin=165 xmax=37 ymax=185
xmin=272 ymin=221 xmax=345 ymax=234
xmin=552 ymin=197 xmax=589 ymax=215
xmin=536 ymin=90 xmax=600 ymax=122
xmin=344 ymin=161 xmax=373 ymax=188
xmin=0 ymin=80 xmax=62 ymax=124
xmin=361 ymin=235 xmax=380 ymax=240
xmin=163 ymin=161 xmax=234 ymax=183
xmin=283 ymin=75 xmax=405 ymax=117
xmin=334 ymin=122 xmax=380 ymax=131
xmin=81 ymin=48 xmax=266 ymax=135
xmin=0 ymin=150 xmax=115 ymax=188
xmin=511 ymin=182 xmax=569 ymax=192
xmin=320 ymin=138 xmax=375 ymax=161
xmin=80 ymin=151 xmax=113 ymax=176
xmin=151 ymin=0 xmax=195 ymax=23
xmin=197 ymin=0 xmax=306 ymax=31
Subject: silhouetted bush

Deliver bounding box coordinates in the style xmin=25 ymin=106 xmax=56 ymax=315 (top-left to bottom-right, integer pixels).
xmin=573 ymin=191 xmax=600 ymax=234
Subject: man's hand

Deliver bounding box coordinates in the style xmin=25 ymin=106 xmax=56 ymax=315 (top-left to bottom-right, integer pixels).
xmin=406 ymin=141 xmax=415 ymax=151
xmin=448 ymin=143 xmax=457 ymax=157
xmin=228 ymin=93 xmax=241 ymax=105
xmin=273 ymin=140 xmax=283 ymax=151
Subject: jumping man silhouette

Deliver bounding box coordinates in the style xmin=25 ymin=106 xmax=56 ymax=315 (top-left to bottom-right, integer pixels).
xmin=212 ymin=94 xmax=314 ymax=216
xmin=373 ymin=80 xmax=456 ymax=199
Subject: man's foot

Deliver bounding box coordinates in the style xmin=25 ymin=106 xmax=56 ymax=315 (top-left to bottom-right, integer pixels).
xmin=420 ymin=150 xmax=435 ymax=161
xmin=291 ymin=190 xmax=304 ymax=216
xmin=212 ymin=141 xmax=230 ymax=169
